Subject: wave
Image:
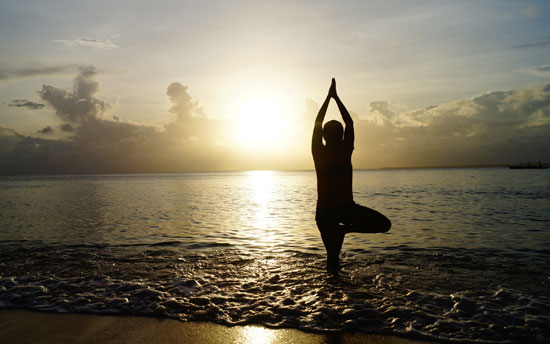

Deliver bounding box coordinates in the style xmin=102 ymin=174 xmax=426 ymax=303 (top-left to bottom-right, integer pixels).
xmin=1 ymin=244 xmax=549 ymax=343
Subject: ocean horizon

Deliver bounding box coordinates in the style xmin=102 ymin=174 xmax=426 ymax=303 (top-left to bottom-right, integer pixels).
xmin=0 ymin=164 xmax=534 ymax=175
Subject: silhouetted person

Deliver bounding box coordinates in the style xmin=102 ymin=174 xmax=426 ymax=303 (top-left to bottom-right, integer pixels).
xmin=312 ymin=78 xmax=391 ymax=272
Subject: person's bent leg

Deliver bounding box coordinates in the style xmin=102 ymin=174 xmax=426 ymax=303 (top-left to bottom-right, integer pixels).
xmin=347 ymin=204 xmax=391 ymax=233
xmin=317 ymin=222 xmax=345 ymax=271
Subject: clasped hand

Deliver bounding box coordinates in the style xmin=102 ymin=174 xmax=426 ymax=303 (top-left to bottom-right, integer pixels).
xmin=328 ymin=78 xmax=338 ymax=98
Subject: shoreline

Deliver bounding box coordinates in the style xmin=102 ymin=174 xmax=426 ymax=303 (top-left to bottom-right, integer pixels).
xmin=0 ymin=309 xmax=432 ymax=344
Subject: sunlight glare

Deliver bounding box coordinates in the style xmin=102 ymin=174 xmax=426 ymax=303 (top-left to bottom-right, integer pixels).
xmin=236 ymin=97 xmax=285 ymax=146
xmin=239 ymin=170 xmax=279 ymax=249
xmin=249 ymin=170 xmax=275 ymax=232
xmin=230 ymin=79 xmax=299 ymax=151
xmin=239 ymin=326 xmax=275 ymax=344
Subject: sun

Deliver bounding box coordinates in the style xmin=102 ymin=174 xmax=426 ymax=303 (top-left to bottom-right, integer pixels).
xmin=232 ymin=92 xmax=297 ymax=151
xmin=236 ymin=97 xmax=285 ymax=146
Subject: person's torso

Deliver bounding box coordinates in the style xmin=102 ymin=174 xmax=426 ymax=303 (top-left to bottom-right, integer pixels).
xmin=313 ymin=144 xmax=353 ymax=208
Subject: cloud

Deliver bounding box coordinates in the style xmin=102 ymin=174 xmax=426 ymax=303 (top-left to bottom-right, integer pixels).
xmin=1 ymin=66 xmax=549 ymax=173
xmin=0 ymin=134 xmax=78 ymax=174
xmin=352 ymin=84 xmax=550 ymax=168
xmin=522 ymin=65 xmax=550 ymax=77
xmin=8 ymin=99 xmax=45 ymax=110
xmin=54 ymin=37 xmax=118 ymax=50
xmin=166 ymin=82 xmax=205 ymax=121
xmin=38 ymin=65 xmax=110 ymax=122
xmin=1 ymin=66 xmax=235 ymax=174
xmin=510 ymin=40 xmax=550 ymax=49
xmin=37 ymin=126 xmax=54 ymax=134
xmin=0 ymin=65 xmax=74 ymax=81
xmin=0 ymin=127 xmax=23 ymax=156
xmin=367 ymin=101 xmax=397 ymax=125
xmin=59 ymin=124 xmax=74 ymax=132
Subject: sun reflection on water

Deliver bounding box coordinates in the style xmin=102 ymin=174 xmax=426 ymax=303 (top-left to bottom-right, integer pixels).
xmin=245 ymin=170 xmax=279 ymax=248
xmin=239 ymin=326 xmax=275 ymax=344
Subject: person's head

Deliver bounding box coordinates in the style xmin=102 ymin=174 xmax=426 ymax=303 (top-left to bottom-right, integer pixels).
xmin=323 ymin=120 xmax=344 ymax=145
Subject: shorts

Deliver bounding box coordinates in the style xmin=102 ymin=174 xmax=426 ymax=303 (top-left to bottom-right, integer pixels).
xmin=315 ymin=202 xmax=355 ymax=226
xmin=316 ymin=202 xmax=391 ymax=234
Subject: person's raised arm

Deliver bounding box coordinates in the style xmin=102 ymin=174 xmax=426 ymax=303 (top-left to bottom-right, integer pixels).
xmin=312 ymin=79 xmax=335 ymax=153
xmin=332 ymin=80 xmax=354 ymax=147
xmin=334 ymin=96 xmax=352 ymax=125
xmin=312 ymin=94 xmax=330 ymax=153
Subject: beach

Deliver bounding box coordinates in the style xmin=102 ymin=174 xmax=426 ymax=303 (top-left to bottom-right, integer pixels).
xmin=0 ymin=310 xmax=429 ymax=344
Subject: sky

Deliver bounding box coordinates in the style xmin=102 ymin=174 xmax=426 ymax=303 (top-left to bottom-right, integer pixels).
xmin=1 ymin=0 xmax=549 ymax=173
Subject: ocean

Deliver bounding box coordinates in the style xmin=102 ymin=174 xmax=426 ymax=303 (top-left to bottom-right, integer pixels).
xmin=0 ymin=169 xmax=549 ymax=343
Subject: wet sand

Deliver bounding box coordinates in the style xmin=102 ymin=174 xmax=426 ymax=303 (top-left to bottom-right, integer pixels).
xmin=0 ymin=310 xmax=430 ymax=344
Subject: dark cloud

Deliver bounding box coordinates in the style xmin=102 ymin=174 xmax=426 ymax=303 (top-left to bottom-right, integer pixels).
xmin=0 ymin=65 xmax=74 ymax=81
xmin=8 ymin=100 xmax=45 ymax=110
xmin=38 ymin=65 xmax=110 ymax=123
xmin=59 ymin=124 xmax=74 ymax=132
xmin=0 ymin=127 xmax=23 ymax=156
xmin=1 ymin=66 xmax=232 ymax=174
xmin=37 ymin=126 xmax=54 ymax=134
xmin=0 ymin=135 xmax=79 ymax=175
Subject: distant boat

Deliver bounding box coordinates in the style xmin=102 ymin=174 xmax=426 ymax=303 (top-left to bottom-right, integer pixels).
xmin=509 ymin=161 xmax=547 ymax=169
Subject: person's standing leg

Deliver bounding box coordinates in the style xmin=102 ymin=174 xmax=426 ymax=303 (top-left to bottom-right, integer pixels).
xmin=317 ymin=223 xmax=345 ymax=272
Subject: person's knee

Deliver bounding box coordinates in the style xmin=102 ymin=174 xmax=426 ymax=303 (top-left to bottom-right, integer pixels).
xmin=382 ymin=217 xmax=391 ymax=232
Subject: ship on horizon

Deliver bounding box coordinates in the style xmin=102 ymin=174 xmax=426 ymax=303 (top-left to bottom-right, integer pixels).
xmin=508 ymin=160 xmax=547 ymax=169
